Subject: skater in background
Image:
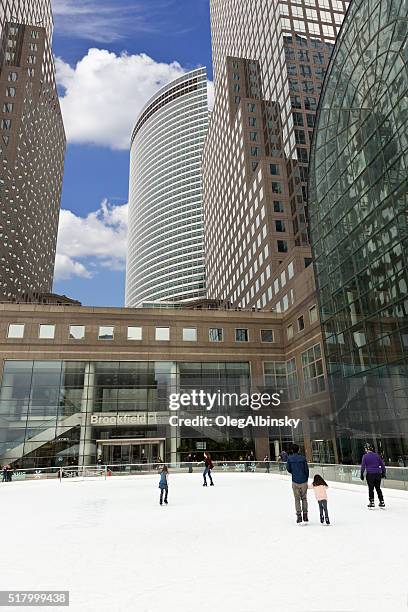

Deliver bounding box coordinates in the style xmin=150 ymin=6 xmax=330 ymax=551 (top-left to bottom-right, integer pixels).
xmin=203 ymin=451 xmax=214 ymax=486
xmin=264 ymin=455 xmax=270 ymax=473
xmin=360 ymin=446 xmax=386 ymax=508
xmin=286 ymin=444 xmax=309 ymax=523
xmin=158 ymin=465 xmax=169 ymax=505
xmin=278 ymin=449 xmax=288 ymax=472
xmin=186 ymin=453 xmax=193 ymax=474
xmin=2 ymin=464 xmax=7 ymax=482
xmin=309 ymin=474 xmax=330 ymax=525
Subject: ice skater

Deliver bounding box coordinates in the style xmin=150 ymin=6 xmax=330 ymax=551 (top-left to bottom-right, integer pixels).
xmin=360 ymin=446 xmax=386 ymax=508
xmin=309 ymin=474 xmax=330 ymax=525
xmin=286 ymin=444 xmax=309 ymax=523
xmin=203 ymin=451 xmax=214 ymax=486
xmin=158 ymin=465 xmax=169 ymax=505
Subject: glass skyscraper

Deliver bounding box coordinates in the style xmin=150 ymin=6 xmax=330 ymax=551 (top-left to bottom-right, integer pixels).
xmin=309 ymin=0 xmax=408 ymax=463
xmin=126 ymin=68 xmax=208 ymax=308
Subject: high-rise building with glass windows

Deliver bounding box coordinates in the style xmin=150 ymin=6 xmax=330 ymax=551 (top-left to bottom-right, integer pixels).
xmin=0 ymin=0 xmax=66 ymax=301
xmin=126 ymin=68 xmax=208 ymax=308
xmin=309 ymin=0 xmax=408 ymax=463
xmin=203 ymin=0 xmax=348 ymax=313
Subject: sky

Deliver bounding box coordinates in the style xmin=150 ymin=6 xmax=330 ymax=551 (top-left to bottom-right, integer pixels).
xmin=51 ymin=0 xmax=213 ymax=306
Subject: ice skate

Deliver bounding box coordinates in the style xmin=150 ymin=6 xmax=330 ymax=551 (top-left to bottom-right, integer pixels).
xmin=302 ymin=511 xmax=308 ymax=523
xmin=296 ymin=513 xmax=302 ymax=524
xmin=325 ymin=518 xmax=330 ymax=525
xmin=379 ymin=501 xmax=385 ymax=508
xmin=367 ymin=500 xmax=375 ymax=508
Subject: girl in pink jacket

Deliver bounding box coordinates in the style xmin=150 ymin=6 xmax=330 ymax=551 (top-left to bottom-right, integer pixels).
xmin=309 ymin=474 xmax=330 ymax=525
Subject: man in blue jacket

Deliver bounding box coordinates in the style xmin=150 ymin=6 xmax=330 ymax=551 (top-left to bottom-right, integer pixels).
xmin=286 ymin=444 xmax=309 ymax=523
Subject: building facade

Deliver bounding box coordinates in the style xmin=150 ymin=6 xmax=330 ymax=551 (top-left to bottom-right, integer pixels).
xmin=308 ymin=0 xmax=408 ymax=463
xmin=0 ymin=0 xmax=66 ymax=301
xmin=0 ymin=302 xmax=337 ymax=468
xmin=126 ymin=68 xmax=208 ymax=308
xmin=203 ymin=0 xmax=348 ymax=313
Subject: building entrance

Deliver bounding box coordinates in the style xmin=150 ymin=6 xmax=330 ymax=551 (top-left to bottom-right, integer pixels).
xmin=97 ymin=438 xmax=165 ymax=465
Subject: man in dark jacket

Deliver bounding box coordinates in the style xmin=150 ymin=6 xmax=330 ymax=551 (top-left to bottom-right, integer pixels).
xmin=286 ymin=444 xmax=309 ymax=523
xmin=360 ymin=446 xmax=386 ymax=508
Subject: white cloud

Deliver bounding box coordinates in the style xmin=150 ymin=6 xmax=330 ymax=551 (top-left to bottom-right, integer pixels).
xmin=56 ymin=50 xmax=186 ymax=149
xmin=56 ymin=49 xmax=212 ymax=149
xmin=54 ymin=200 xmax=128 ymax=280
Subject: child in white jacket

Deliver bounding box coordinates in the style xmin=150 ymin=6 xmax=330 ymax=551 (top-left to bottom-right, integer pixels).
xmin=309 ymin=474 xmax=330 ymax=525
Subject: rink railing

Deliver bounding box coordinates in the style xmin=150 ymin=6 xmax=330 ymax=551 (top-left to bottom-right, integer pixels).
xmin=2 ymin=461 xmax=408 ymax=491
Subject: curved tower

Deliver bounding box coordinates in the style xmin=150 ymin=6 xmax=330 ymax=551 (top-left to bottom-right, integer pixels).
xmin=126 ymin=68 xmax=208 ymax=307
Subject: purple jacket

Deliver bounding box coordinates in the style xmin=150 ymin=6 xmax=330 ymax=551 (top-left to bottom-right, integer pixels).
xmin=361 ymin=452 xmax=386 ymax=475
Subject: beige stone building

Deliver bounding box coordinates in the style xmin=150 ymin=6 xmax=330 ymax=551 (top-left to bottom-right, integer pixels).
xmin=0 ymin=302 xmax=337 ymax=468
xmin=0 ymin=0 xmax=65 ymax=301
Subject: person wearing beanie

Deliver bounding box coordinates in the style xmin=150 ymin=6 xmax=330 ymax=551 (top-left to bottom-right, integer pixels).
xmin=360 ymin=446 xmax=386 ymax=508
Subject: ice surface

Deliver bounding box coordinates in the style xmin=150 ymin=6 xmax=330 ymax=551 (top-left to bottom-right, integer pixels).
xmin=1 ymin=472 xmax=407 ymax=612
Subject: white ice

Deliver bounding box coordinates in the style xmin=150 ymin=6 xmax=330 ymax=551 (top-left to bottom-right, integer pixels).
xmin=1 ymin=472 xmax=407 ymax=612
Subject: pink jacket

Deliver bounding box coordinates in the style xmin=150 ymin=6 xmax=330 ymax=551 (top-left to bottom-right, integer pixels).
xmin=309 ymin=484 xmax=328 ymax=501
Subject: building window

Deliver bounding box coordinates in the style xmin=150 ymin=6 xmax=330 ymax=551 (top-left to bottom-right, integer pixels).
xmin=286 ymin=358 xmax=300 ymax=400
xmin=99 ymin=326 xmax=114 ymax=340
xmin=302 ymin=344 xmax=325 ymax=396
xmin=235 ymin=328 xmax=249 ymax=342
xmin=3 ymin=103 xmax=13 ymax=113
xmin=270 ymin=164 xmax=280 ymax=175
xmin=7 ymin=323 xmax=25 ymax=339
xmin=156 ymin=327 xmax=170 ymax=341
xmin=128 ymin=326 xmax=142 ymax=340
xmin=309 ymin=305 xmax=318 ymax=323
xmin=274 ymin=201 xmax=284 ymax=213
xmin=278 ymin=240 xmax=288 ymax=253
xmin=275 ymin=220 xmax=286 ymax=232
xmin=261 ymin=329 xmax=274 ymax=343
xmin=6 ymin=87 xmax=16 ymax=97
xmin=209 ymin=328 xmax=223 ymax=342
xmin=287 ymin=325 xmax=294 ymax=340
xmin=8 ymin=72 xmax=18 ymax=82
xmin=272 ymin=181 xmax=282 ymax=193
xmin=183 ymin=328 xmax=197 ymax=342
xmin=69 ymin=325 xmax=85 ymax=340
xmin=264 ymin=361 xmax=286 ymax=388
xmin=297 ymin=315 xmax=305 ymax=331
xmin=1 ymin=119 xmax=11 ymax=129
xmin=31 ymin=30 xmax=40 ymax=39
xmin=39 ymin=324 xmax=55 ymax=339
xmin=250 ymin=146 xmax=259 ymax=157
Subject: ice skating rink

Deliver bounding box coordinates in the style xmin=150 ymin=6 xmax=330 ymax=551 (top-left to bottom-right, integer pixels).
xmin=1 ymin=472 xmax=407 ymax=612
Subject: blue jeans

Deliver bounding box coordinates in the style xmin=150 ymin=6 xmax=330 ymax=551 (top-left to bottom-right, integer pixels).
xmin=318 ymin=499 xmax=329 ymax=521
xmin=203 ymin=467 xmax=213 ymax=485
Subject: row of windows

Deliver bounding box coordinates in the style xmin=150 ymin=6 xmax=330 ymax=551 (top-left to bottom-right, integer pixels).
xmin=286 ymin=305 xmax=319 ymax=339
xmin=5 ymin=324 xmax=277 ymax=344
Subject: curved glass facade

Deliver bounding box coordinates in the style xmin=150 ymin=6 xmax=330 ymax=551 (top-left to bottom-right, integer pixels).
xmin=126 ymin=68 xmax=208 ymax=307
xmin=309 ymin=0 xmax=408 ymax=463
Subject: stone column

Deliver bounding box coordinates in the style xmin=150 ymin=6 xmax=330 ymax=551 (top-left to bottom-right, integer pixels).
xmin=78 ymin=362 xmax=95 ymax=467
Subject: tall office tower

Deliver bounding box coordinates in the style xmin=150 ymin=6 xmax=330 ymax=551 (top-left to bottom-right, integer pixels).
xmin=126 ymin=69 xmax=208 ymax=308
xmin=0 ymin=0 xmax=66 ymax=302
xmin=309 ymin=0 xmax=408 ymax=463
xmin=203 ymin=0 xmax=348 ymax=312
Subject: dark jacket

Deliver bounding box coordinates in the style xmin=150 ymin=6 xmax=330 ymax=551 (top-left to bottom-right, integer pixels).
xmin=286 ymin=453 xmax=309 ymax=484
xmin=361 ymin=452 xmax=386 ymax=476
xmin=158 ymin=471 xmax=168 ymax=489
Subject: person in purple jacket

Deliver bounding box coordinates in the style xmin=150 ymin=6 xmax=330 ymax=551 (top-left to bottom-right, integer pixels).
xmin=360 ymin=446 xmax=386 ymax=508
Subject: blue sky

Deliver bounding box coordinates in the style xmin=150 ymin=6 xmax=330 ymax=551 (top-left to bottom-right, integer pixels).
xmin=52 ymin=0 xmax=212 ymax=306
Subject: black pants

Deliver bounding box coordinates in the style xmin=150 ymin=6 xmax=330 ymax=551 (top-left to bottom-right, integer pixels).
xmin=366 ymin=473 xmax=384 ymax=502
xmin=160 ymin=487 xmax=168 ymax=504
xmin=318 ymin=499 xmax=329 ymax=521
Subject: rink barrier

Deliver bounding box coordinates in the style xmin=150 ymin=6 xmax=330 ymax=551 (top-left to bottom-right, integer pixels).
xmin=2 ymin=461 xmax=408 ymax=491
